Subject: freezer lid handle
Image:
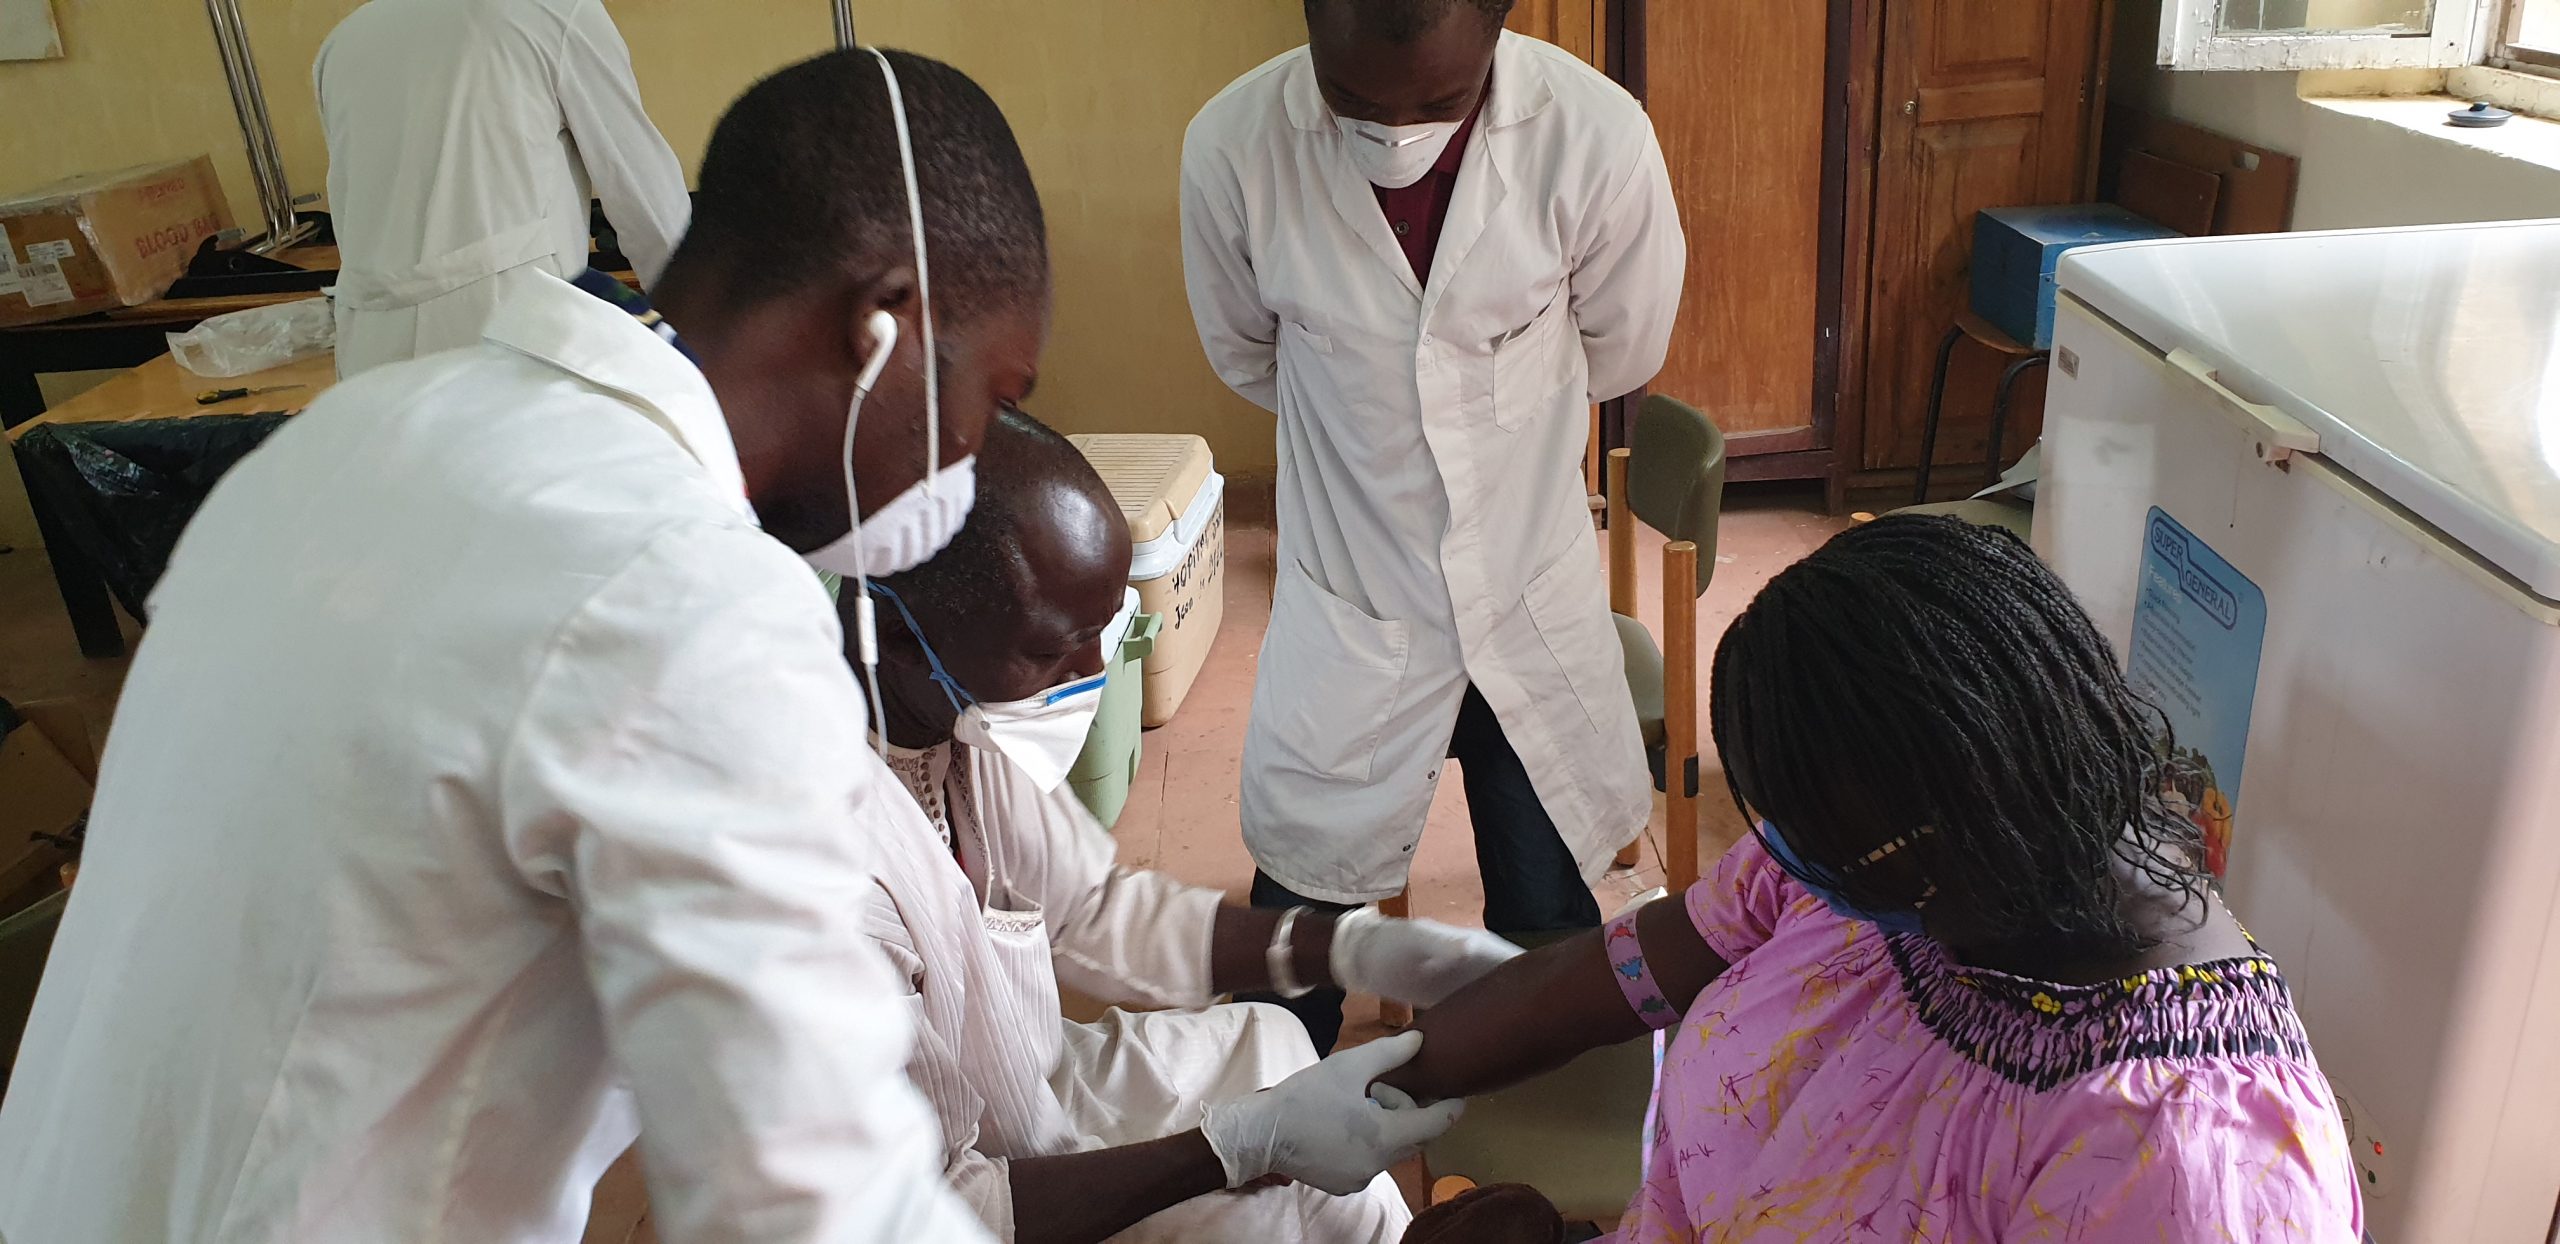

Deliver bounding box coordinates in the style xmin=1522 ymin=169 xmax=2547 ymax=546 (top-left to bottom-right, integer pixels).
xmin=2166 ymin=348 xmax=2322 ymax=463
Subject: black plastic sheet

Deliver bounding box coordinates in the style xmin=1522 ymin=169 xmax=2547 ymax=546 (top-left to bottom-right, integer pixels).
xmin=12 ymin=414 xmax=288 ymax=618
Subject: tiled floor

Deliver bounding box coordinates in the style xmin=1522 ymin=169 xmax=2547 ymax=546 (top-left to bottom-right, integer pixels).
xmin=0 ymin=483 xmax=1848 ymax=1243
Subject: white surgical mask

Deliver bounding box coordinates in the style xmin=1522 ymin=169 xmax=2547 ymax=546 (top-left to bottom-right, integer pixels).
xmin=954 ymin=674 xmax=1107 ymax=793
xmin=806 ymin=457 xmax=977 ymax=580
xmin=825 ymin=46 xmax=961 ymax=759
xmin=870 ymin=579 xmax=1108 ymax=792
xmin=1335 ymin=115 xmax=1461 ymax=189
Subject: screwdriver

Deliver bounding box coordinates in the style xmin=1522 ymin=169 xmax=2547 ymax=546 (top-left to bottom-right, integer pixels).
xmin=196 ymin=383 xmax=307 ymax=406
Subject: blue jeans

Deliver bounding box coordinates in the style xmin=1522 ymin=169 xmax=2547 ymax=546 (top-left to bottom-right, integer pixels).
xmin=1243 ymin=685 xmax=1603 ymax=1054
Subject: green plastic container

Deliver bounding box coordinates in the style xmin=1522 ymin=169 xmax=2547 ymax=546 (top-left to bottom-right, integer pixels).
xmin=1069 ymin=605 xmax=1160 ymax=829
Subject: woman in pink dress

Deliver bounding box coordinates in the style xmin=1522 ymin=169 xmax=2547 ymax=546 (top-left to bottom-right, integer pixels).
xmin=1391 ymin=515 xmax=2361 ymax=1243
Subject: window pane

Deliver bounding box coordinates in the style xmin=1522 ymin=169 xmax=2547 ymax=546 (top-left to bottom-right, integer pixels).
xmin=2216 ymin=0 xmax=2436 ymax=34
xmin=2518 ymin=0 xmax=2560 ymax=49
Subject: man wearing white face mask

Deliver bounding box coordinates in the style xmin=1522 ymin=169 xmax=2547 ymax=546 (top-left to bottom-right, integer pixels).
xmin=0 ymin=50 xmax=1020 ymax=1244
xmin=1181 ymin=0 xmax=1685 ymax=1053
xmin=845 ymin=409 xmax=1520 ymax=1243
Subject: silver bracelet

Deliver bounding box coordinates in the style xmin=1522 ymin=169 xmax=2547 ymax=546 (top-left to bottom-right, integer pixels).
xmin=1267 ymin=906 xmax=1315 ymax=999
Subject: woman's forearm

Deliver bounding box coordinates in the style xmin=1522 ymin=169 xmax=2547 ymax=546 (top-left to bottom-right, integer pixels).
xmin=1006 ymin=1130 xmax=1229 ymax=1244
xmin=1379 ymin=897 xmax=1729 ymax=1102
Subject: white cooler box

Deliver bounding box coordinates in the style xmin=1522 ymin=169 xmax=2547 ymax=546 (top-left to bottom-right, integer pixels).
xmin=1070 ymin=433 xmax=1226 ymax=727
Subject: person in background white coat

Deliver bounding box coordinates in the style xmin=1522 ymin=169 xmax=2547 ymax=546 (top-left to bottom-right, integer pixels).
xmin=849 ymin=409 xmax=1518 ymax=1242
xmin=316 ymin=0 xmax=690 ymax=377
xmin=0 ymin=50 xmax=1033 ymax=1244
xmin=1180 ymin=0 xmax=1686 ymax=1052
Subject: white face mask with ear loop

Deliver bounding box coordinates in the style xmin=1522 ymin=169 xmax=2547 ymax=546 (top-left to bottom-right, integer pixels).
xmin=800 ymin=47 xmax=974 ymax=758
xmin=1334 ymin=115 xmax=1462 ymax=189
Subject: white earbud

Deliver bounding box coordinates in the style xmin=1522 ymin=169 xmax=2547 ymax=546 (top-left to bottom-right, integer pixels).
xmin=854 ymin=309 xmax=898 ymax=398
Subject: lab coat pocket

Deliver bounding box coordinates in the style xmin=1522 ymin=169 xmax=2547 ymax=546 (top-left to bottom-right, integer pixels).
xmin=1490 ymin=296 xmax=1580 ymax=433
xmin=1282 ymin=321 xmax=1335 ymax=357
xmin=1521 ymin=543 xmax=1627 ymax=743
xmin=1250 ymin=560 xmax=1409 ymax=783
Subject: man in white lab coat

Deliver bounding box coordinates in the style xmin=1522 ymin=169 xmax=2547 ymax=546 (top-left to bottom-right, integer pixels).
xmin=316 ymin=0 xmax=691 ymax=376
xmin=1180 ymin=0 xmax=1685 ymax=1049
xmin=0 ymin=50 xmax=1029 ymax=1244
xmin=849 ymin=410 xmax=1519 ymax=1242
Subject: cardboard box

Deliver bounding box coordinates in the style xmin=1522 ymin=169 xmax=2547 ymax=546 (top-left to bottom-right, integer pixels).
xmin=0 ymin=701 xmax=92 ymax=917
xmin=0 ymin=156 xmax=232 ymax=327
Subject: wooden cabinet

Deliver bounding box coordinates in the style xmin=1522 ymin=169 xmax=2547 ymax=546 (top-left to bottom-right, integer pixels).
xmin=1646 ymin=0 xmax=1835 ymax=458
xmin=1854 ymin=0 xmax=2108 ymax=488
xmin=1506 ymin=0 xmax=1605 ymax=69
xmin=1592 ymin=0 xmax=2112 ymax=503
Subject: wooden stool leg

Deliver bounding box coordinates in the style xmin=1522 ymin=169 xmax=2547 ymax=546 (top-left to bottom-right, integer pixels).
xmin=1377 ymin=888 xmax=1412 ymax=1029
xmin=1912 ymin=325 xmax=1966 ymax=506
xmin=1984 ymin=354 xmax=2050 ymax=486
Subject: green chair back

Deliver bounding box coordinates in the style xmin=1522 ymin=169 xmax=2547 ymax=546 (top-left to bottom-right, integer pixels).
xmin=1625 ymin=395 xmax=1725 ymax=598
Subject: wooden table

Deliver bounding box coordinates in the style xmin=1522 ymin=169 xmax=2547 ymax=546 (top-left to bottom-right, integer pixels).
xmin=0 ymin=245 xmax=338 ymax=429
xmin=10 ymin=350 xmax=334 ymax=658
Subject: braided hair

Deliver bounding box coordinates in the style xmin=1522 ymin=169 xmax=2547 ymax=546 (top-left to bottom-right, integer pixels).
xmin=1708 ymin=514 xmax=2206 ymax=957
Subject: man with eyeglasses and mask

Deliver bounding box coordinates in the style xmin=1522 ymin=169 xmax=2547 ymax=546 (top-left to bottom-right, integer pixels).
xmin=0 ymin=49 xmax=1021 ymax=1244
xmin=847 ymin=408 xmax=1519 ymax=1243
xmin=1180 ymin=0 xmax=1686 ymax=1054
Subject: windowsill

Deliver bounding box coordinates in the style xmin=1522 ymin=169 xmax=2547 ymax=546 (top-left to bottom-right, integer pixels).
xmin=2300 ymin=71 xmax=2560 ymax=177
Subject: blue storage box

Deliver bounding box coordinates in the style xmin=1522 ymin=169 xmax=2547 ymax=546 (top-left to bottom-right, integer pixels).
xmin=1970 ymin=205 xmax=2179 ymax=349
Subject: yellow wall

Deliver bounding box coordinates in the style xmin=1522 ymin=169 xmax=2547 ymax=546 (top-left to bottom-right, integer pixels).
xmin=0 ymin=0 xmax=1299 ymax=548
xmin=852 ymin=1 xmax=1301 ymax=473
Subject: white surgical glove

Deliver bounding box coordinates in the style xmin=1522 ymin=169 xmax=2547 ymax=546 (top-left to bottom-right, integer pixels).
xmin=1199 ymin=1030 xmax=1464 ymax=1194
xmin=1329 ymin=906 xmax=1525 ymax=1007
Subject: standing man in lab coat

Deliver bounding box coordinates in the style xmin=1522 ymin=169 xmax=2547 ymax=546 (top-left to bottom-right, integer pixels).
xmin=851 ymin=410 xmax=1516 ymax=1242
xmin=316 ymin=0 xmax=691 ymax=376
xmin=0 ymin=50 xmax=1027 ymax=1244
xmin=1180 ymin=0 xmax=1685 ymax=1050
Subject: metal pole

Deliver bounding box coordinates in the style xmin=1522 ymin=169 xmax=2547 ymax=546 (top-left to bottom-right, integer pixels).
xmin=833 ymin=0 xmax=856 ymax=49
xmin=203 ymin=0 xmax=316 ymax=255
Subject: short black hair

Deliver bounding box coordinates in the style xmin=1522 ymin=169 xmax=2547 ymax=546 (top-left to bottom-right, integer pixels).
xmin=884 ymin=407 xmax=1097 ymax=608
xmin=1709 ymin=515 xmax=2209 ymax=958
xmin=1306 ymin=0 xmax=1515 ymax=41
xmin=664 ymin=48 xmax=1047 ymax=319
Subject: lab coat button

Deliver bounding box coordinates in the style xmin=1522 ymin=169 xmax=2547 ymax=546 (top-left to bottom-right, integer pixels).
xmin=1421 ymin=333 xmax=1434 ymax=346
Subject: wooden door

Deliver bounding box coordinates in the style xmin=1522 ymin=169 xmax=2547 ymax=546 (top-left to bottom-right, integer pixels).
xmin=1645 ymin=0 xmax=1835 ymax=453
xmin=1857 ymin=0 xmax=2104 ymax=479
xmin=1507 ymin=0 xmax=1604 ymax=67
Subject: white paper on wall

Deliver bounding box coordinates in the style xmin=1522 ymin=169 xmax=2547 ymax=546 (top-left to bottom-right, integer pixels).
xmin=0 ymin=0 xmax=63 ymax=62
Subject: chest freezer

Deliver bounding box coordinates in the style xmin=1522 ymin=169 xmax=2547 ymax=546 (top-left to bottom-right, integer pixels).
xmin=2037 ymin=219 xmax=2560 ymax=1244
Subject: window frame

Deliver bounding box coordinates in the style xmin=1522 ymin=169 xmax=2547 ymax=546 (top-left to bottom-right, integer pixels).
xmin=2160 ymin=0 xmax=2490 ymax=70
xmin=2494 ymin=0 xmax=2560 ymax=73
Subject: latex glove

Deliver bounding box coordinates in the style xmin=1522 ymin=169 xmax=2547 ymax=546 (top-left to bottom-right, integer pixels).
xmin=1199 ymin=1030 xmax=1463 ymax=1194
xmin=1329 ymin=906 xmax=1524 ymax=1007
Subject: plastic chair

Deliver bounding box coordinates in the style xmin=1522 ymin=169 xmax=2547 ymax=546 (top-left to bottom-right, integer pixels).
xmin=1606 ymin=395 xmax=1726 ymax=877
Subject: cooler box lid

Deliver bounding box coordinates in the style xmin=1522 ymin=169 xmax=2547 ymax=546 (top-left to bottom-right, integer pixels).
xmin=1070 ymin=433 xmax=1221 ymax=580
xmin=2058 ymin=219 xmax=2560 ymax=599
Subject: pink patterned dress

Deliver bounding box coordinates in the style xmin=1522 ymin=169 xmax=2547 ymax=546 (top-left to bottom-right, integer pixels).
xmin=1610 ymin=836 xmax=2362 ymax=1242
